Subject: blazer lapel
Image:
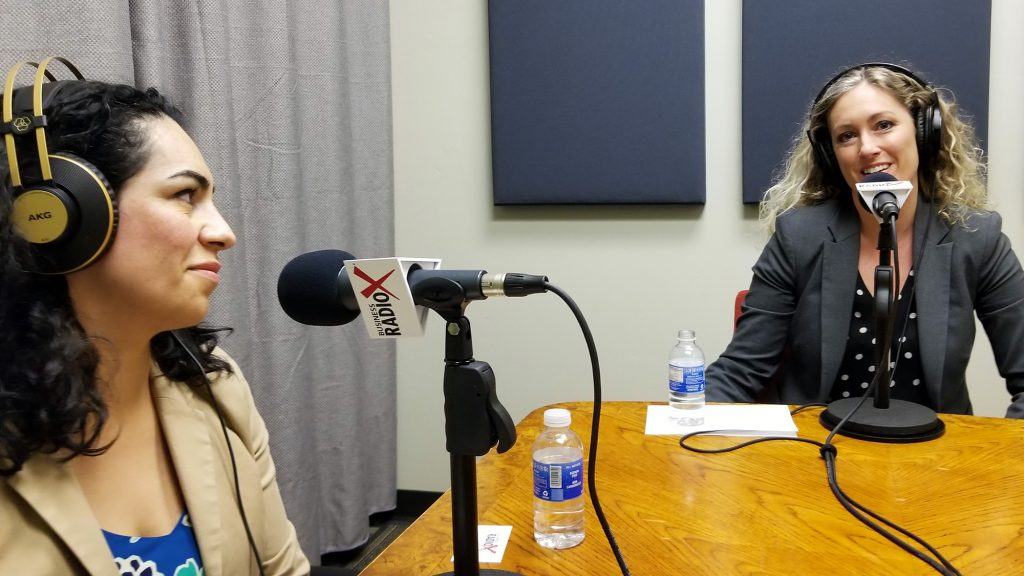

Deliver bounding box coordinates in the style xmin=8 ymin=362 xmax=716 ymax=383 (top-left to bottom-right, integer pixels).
xmin=151 ymin=369 xmax=224 ymax=576
xmin=820 ymin=202 xmax=860 ymax=397
xmin=912 ymin=202 xmax=952 ymax=406
xmin=7 ymin=455 xmax=117 ymax=576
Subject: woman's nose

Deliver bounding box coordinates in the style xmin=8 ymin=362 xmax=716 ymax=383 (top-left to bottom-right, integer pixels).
xmin=858 ymin=133 xmax=882 ymax=157
xmin=200 ymin=206 xmax=236 ymax=251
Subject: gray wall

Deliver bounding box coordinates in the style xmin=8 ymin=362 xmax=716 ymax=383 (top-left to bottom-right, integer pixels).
xmin=390 ymin=0 xmax=1024 ymax=491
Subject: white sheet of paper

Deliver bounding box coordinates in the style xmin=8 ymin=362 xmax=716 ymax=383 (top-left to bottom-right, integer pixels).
xmin=645 ymin=404 xmax=798 ymax=437
xmin=449 ymin=525 xmax=514 ymax=564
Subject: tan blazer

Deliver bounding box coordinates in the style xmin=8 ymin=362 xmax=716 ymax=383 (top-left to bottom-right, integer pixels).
xmin=0 ymin=351 xmax=311 ymax=576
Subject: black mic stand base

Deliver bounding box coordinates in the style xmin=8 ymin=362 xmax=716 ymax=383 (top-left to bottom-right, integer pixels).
xmin=438 ymin=572 xmax=522 ymax=576
xmin=820 ymin=398 xmax=945 ymax=443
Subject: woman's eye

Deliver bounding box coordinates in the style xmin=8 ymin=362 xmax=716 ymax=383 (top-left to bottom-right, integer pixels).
xmin=877 ymin=119 xmax=895 ymax=130
xmin=175 ymin=189 xmax=197 ymax=204
xmin=835 ymin=131 xmax=855 ymax=144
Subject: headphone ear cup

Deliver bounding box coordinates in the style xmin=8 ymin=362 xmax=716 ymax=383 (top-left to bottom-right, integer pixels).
xmin=15 ymin=153 xmax=118 ymax=274
xmin=926 ymin=103 xmax=942 ymax=163
xmin=915 ymin=107 xmax=927 ymax=162
xmin=915 ymin=103 xmax=942 ymax=172
xmin=808 ymin=128 xmax=840 ymax=185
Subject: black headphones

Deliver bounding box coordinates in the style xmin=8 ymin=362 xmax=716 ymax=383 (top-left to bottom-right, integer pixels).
xmin=2 ymin=57 xmax=118 ymax=274
xmin=805 ymin=62 xmax=942 ymax=186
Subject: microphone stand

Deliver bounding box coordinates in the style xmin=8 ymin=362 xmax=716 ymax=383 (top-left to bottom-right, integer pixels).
xmin=412 ymin=277 xmax=523 ymax=576
xmin=821 ymin=213 xmax=944 ymax=442
xmin=874 ymin=218 xmax=896 ymax=409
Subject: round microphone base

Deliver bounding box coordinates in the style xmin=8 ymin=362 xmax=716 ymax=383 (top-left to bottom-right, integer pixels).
xmin=437 ymin=571 xmax=523 ymax=576
xmin=820 ymin=398 xmax=945 ymax=443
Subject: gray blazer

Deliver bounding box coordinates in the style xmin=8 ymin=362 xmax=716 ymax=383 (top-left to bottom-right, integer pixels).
xmin=706 ymin=198 xmax=1024 ymax=418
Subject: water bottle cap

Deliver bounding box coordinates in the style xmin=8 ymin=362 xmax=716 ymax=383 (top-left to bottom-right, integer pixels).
xmin=543 ymin=408 xmax=571 ymax=428
xmin=677 ymin=329 xmax=696 ymax=340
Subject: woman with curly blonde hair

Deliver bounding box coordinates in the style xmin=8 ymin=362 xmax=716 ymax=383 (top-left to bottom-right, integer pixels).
xmin=760 ymin=65 xmax=987 ymax=232
xmin=706 ymin=63 xmax=1024 ymax=419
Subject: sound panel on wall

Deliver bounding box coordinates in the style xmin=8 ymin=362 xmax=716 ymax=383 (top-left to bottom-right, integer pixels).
xmin=742 ymin=0 xmax=991 ymax=204
xmin=489 ymin=0 xmax=705 ymax=205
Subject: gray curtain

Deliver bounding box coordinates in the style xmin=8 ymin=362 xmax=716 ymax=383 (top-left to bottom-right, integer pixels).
xmin=0 ymin=0 xmax=396 ymax=558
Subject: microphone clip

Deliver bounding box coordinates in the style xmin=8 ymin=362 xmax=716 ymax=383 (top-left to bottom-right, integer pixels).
xmin=412 ymin=276 xmax=470 ymax=322
xmin=442 ymin=317 xmax=517 ymax=456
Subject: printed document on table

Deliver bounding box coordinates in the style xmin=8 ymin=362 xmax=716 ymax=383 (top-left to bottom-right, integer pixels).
xmin=645 ymin=404 xmax=798 ymax=437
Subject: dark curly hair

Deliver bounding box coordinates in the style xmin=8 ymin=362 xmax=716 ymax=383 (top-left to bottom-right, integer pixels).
xmin=0 ymin=80 xmax=232 ymax=476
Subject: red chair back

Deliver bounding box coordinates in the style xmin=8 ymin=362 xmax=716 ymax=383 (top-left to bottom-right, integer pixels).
xmin=733 ymin=290 xmax=749 ymax=330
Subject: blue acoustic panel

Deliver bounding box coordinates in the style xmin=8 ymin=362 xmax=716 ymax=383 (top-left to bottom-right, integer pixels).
xmin=742 ymin=0 xmax=991 ymax=203
xmin=489 ymin=0 xmax=705 ymax=205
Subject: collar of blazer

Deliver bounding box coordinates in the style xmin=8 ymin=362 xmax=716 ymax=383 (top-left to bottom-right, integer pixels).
xmin=7 ymin=363 xmax=226 ymax=576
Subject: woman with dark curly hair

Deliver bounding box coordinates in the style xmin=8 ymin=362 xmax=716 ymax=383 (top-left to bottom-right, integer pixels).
xmin=706 ymin=63 xmax=1024 ymax=419
xmin=0 ymin=67 xmax=309 ymax=574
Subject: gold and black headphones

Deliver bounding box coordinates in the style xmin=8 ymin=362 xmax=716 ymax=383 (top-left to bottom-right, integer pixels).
xmin=2 ymin=57 xmax=117 ymax=274
xmin=805 ymin=62 xmax=943 ymax=186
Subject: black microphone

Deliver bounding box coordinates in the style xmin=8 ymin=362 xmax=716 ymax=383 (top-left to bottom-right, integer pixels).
xmin=277 ymin=249 xmax=548 ymax=326
xmin=867 ymin=172 xmax=899 ymax=220
xmin=855 ymin=172 xmax=910 ymax=222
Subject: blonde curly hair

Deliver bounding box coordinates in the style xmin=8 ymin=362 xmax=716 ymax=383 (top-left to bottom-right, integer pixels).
xmin=759 ymin=65 xmax=987 ymax=233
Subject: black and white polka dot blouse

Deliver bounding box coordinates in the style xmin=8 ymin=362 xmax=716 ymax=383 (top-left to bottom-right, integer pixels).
xmin=829 ymin=270 xmax=930 ymax=406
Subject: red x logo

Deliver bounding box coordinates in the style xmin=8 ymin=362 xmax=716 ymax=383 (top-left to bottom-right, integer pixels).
xmin=353 ymin=266 xmax=401 ymax=300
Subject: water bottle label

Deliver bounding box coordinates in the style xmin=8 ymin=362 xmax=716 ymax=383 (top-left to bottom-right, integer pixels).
xmin=669 ymin=365 xmax=705 ymax=394
xmin=533 ymin=458 xmax=583 ymax=502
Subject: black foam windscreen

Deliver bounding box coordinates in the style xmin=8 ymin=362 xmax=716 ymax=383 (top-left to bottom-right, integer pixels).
xmin=277 ymin=249 xmax=361 ymax=326
xmin=861 ymin=171 xmax=897 ymax=185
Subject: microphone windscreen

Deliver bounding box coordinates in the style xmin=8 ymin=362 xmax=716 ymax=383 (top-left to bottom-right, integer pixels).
xmin=278 ymin=249 xmax=361 ymax=326
xmin=861 ymin=171 xmax=898 ymax=184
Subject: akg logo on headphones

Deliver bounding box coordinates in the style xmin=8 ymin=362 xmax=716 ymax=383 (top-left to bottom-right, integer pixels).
xmin=10 ymin=116 xmax=31 ymax=134
xmin=27 ymin=211 xmax=52 ymax=221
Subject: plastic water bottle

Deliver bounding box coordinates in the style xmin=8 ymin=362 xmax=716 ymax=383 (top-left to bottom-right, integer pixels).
xmin=532 ymin=408 xmax=585 ymax=549
xmin=669 ymin=329 xmax=705 ymax=426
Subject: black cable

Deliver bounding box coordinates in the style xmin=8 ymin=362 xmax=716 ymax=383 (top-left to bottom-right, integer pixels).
xmin=679 ymin=204 xmax=952 ymax=573
xmin=172 ymin=332 xmax=268 ymax=576
xmin=818 ymin=225 xmax=957 ymax=574
xmin=680 ymin=392 xmax=961 ymax=575
xmin=790 ymin=403 xmax=829 ymax=415
xmin=883 ymin=202 xmax=935 ymax=398
xmin=888 ymin=219 xmax=905 ymax=385
xmin=822 ymin=452 xmax=961 ymax=575
xmin=200 ymin=375 xmax=268 ymax=576
xmin=544 ymin=282 xmax=631 ymax=576
xmin=887 ymin=221 xmax=901 ymax=385
xmin=824 ymin=365 xmax=883 ymax=446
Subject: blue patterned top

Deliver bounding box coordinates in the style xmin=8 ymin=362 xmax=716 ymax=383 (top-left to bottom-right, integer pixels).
xmin=103 ymin=513 xmax=204 ymax=576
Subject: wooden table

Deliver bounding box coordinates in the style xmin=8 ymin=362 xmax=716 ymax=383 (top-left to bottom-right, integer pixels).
xmin=361 ymin=402 xmax=1024 ymax=575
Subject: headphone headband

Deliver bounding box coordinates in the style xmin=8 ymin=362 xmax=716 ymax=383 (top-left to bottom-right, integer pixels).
xmin=32 ymin=57 xmax=85 ymax=183
xmin=2 ymin=58 xmax=82 ymax=188
xmin=811 ymin=62 xmax=933 ymax=108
